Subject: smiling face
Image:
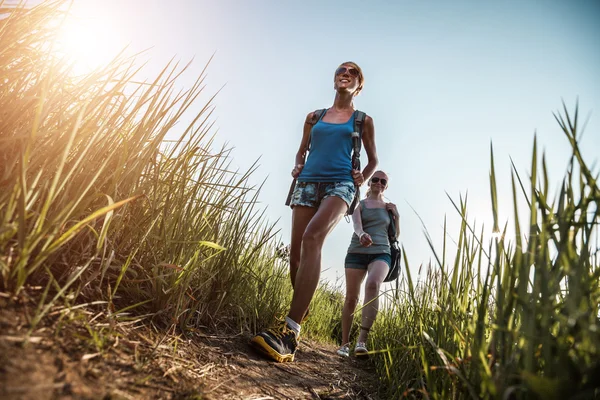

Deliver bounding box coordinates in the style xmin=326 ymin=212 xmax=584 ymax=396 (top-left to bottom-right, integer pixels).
xmin=333 ymin=62 xmax=364 ymax=96
xmin=368 ymin=171 xmax=389 ymax=194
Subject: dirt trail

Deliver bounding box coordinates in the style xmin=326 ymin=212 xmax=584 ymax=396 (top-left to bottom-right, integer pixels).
xmin=1 ymin=299 xmax=382 ymax=400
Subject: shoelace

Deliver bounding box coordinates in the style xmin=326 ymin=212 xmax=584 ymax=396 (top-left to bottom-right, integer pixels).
xmin=267 ymin=322 xmax=293 ymax=340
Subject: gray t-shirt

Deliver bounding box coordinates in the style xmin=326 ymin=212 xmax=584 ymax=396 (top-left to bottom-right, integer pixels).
xmin=347 ymin=200 xmax=391 ymax=255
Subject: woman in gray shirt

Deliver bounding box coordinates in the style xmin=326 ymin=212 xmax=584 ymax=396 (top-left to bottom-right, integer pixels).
xmin=337 ymin=170 xmax=400 ymax=357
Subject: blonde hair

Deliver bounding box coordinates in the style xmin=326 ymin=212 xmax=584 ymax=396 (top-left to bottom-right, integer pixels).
xmin=335 ymin=61 xmax=364 ymax=96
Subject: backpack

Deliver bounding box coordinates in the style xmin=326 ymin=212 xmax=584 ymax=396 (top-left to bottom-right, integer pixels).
xmin=285 ymin=109 xmax=366 ymax=215
xmin=383 ymin=210 xmax=401 ymax=282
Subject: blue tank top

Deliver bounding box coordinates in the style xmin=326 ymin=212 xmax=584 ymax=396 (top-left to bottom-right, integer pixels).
xmin=298 ymin=110 xmax=354 ymax=183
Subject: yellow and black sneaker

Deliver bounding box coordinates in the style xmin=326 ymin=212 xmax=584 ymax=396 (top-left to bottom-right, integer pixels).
xmin=250 ymin=319 xmax=298 ymax=363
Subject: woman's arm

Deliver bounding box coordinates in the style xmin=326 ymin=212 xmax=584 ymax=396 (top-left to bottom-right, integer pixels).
xmin=292 ymin=112 xmax=315 ymax=177
xmin=352 ymin=203 xmax=365 ymax=237
xmin=360 ymin=116 xmax=379 ymax=183
xmin=352 ymin=204 xmax=372 ymax=246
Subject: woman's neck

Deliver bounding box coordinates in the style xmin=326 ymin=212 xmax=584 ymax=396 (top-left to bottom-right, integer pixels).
xmin=367 ymin=194 xmax=384 ymax=202
xmin=332 ymin=92 xmax=354 ymax=111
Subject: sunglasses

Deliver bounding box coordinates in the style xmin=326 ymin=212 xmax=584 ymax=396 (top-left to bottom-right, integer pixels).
xmin=371 ymin=177 xmax=387 ymax=186
xmin=335 ymin=66 xmax=359 ymax=78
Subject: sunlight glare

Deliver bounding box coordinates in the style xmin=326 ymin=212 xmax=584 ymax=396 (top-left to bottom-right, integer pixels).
xmin=56 ymin=13 xmax=122 ymax=75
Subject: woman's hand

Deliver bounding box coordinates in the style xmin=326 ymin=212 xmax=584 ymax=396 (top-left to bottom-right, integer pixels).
xmin=359 ymin=232 xmax=372 ymax=247
xmin=351 ymin=169 xmax=364 ymax=186
xmin=386 ymin=202 xmax=399 ymax=218
xmin=291 ymin=164 xmax=304 ymax=178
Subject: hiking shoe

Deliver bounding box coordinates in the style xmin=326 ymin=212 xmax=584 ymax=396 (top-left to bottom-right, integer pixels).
xmin=355 ymin=342 xmax=368 ymax=357
xmin=336 ymin=344 xmax=350 ymax=358
xmin=250 ymin=320 xmax=298 ymax=363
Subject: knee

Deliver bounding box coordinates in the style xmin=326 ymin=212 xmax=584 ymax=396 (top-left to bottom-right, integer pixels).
xmin=301 ymin=229 xmax=325 ymax=248
xmin=365 ymin=279 xmax=381 ymax=294
xmin=344 ymin=295 xmax=359 ymax=308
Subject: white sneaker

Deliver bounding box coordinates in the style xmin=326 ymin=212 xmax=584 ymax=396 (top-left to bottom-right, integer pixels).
xmin=354 ymin=342 xmax=368 ymax=356
xmin=336 ymin=344 xmax=350 ymax=357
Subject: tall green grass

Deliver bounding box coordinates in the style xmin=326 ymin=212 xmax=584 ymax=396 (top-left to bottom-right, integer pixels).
xmin=0 ymin=0 xmax=346 ymax=337
xmin=370 ymin=104 xmax=599 ymax=399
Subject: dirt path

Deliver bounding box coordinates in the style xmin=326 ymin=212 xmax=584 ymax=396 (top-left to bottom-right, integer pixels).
xmin=0 ymin=299 xmax=382 ymax=400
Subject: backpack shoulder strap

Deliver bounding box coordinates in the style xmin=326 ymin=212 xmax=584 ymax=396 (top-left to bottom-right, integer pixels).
xmin=354 ymin=110 xmax=366 ymax=130
xmin=388 ymin=210 xmax=397 ymax=242
xmin=307 ymin=109 xmax=327 ymax=152
xmin=310 ymin=109 xmax=327 ymax=125
xmin=345 ymin=111 xmax=367 ymax=217
xmin=353 ymin=110 xmax=367 ymax=152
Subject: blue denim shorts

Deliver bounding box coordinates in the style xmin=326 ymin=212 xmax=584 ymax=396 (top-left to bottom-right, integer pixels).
xmin=290 ymin=181 xmax=356 ymax=209
xmin=345 ymin=253 xmax=392 ymax=270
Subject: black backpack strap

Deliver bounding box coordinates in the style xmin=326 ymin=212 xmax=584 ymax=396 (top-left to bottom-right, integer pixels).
xmin=350 ymin=110 xmax=366 ymax=173
xmin=384 ymin=209 xmax=401 ymax=283
xmin=311 ymin=109 xmax=327 ymax=125
xmin=346 ymin=110 xmax=367 ymax=216
xmin=388 ymin=210 xmax=397 ymax=242
xmin=353 ymin=110 xmax=366 ymax=150
xmin=307 ymin=109 xmax=327 ymax=152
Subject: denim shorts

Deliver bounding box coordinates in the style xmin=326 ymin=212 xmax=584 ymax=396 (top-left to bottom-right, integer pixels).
xmin=290 ymin=181 xmax=356 ymax=209
xmin=345 ymin=253 xmax=392 ymax=270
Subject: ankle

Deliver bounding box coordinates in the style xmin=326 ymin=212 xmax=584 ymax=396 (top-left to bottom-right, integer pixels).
xmin=358 ymin=325 xmax=370 ymax=342
xmin=285 ymin=316 xmax=301 ymax=337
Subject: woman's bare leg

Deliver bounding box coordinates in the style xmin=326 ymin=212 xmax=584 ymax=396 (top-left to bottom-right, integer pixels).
xmin=341 ymin=268 xmax=367 ymax=345
xmin=358 ymin=260 xmax=388 ymax=342
xmin=287 ymin=196 xmax=348 ymax=323
xmin=289 ymin=206 xmax=317 ymax=288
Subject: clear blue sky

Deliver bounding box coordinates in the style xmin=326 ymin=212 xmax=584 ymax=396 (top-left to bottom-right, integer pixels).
xmin=27 ymin=0 xmax=600 ymax=287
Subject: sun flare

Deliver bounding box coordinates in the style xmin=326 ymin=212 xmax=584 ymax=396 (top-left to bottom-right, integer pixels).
xmin=56 ymin=13 xmax=122 ymax=75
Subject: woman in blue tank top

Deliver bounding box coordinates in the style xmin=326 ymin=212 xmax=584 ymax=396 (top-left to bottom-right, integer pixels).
xmin=251 ymin=62 xmax=380 ymax=362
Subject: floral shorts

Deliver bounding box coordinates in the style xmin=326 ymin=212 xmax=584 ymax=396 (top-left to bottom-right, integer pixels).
xmin=290 ymin=181 xmax=356 ymax=209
